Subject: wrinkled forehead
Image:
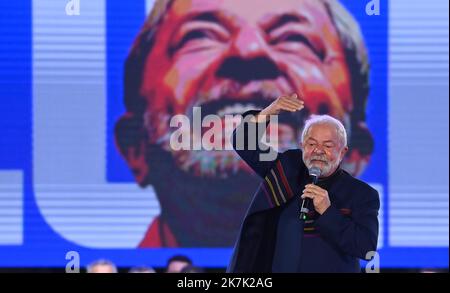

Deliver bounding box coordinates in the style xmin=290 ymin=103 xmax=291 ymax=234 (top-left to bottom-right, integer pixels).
xmin=169 ymin=0 xmax=331 ymax=27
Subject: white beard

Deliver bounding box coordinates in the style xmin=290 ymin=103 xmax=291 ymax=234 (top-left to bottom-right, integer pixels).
xmin=303 ymin=154 xmax=341 ymax=177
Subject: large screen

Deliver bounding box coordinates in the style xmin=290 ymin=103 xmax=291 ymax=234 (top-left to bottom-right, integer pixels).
xmin=0 ymin=0 xmax=448 ymax=269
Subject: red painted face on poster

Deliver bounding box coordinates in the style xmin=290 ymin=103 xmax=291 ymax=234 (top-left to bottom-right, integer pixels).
xmin=115 ymin=0 xmax=373 ymax=247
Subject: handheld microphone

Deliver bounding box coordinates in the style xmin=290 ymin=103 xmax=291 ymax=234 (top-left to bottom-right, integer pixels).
xmin=300 ymin=166 xmax=322 ymax=220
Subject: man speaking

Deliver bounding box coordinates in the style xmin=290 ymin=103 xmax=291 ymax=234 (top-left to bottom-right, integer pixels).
xmin=227 ymin=94 xmax=380 ymax=273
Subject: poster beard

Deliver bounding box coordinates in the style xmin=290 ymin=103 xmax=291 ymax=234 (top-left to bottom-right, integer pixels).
xmin=141 ymin=87 xmax=313 ymax=246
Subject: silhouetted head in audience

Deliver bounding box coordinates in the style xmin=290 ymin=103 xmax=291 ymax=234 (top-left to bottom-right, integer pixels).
xmin=86 ymin=259 xmax=118 ymax=273
xmin=166 ymin=255 xmax=193 ymax=273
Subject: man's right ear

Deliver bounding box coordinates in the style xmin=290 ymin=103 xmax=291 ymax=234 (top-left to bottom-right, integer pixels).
xmin=114 ymin=114 xmax=150 ymax=187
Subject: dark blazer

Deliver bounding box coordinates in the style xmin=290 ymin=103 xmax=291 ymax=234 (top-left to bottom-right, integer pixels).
xmin=227 ymin=111 xmax=380 ymax=273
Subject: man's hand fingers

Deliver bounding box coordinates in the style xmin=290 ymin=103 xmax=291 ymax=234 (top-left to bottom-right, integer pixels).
xmin=286 ymin=94 xmax=303 ymax=103
xmin=279 ymin=100 xmax=304 ymax=111
xmin=278 ymin=103 xmax=298 ymax=112
xmin=301 ymin=192 xmax=314 ymax=199
xmin=287 ymin=93 xmax=303 ymax=103
xmin=285 ymin=99 xmax=304 ymax=109
xmin=274 ymin=94 xmax=304 ymax=113
xmin=284 ymin=101 xmax=304 ymax=111
xmin=305 ymin=184 xmax=325 ymax=193
xmin=283 ymin=95 xmax=304 ymax=105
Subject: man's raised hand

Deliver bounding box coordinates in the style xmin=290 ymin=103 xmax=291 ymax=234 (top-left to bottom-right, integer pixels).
xmin=252 ymin=93 xmax=304 ymax=122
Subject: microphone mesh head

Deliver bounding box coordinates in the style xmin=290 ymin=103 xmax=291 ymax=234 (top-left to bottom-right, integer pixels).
xmin=308 ymin=166 xmax=322 ymax=177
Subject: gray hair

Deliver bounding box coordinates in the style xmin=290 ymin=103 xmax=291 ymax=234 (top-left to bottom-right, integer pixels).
xmin=301 ymin=115 xmax=348 ymax=147
xmin=86 ymin=259 xmax=118 ymax=273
